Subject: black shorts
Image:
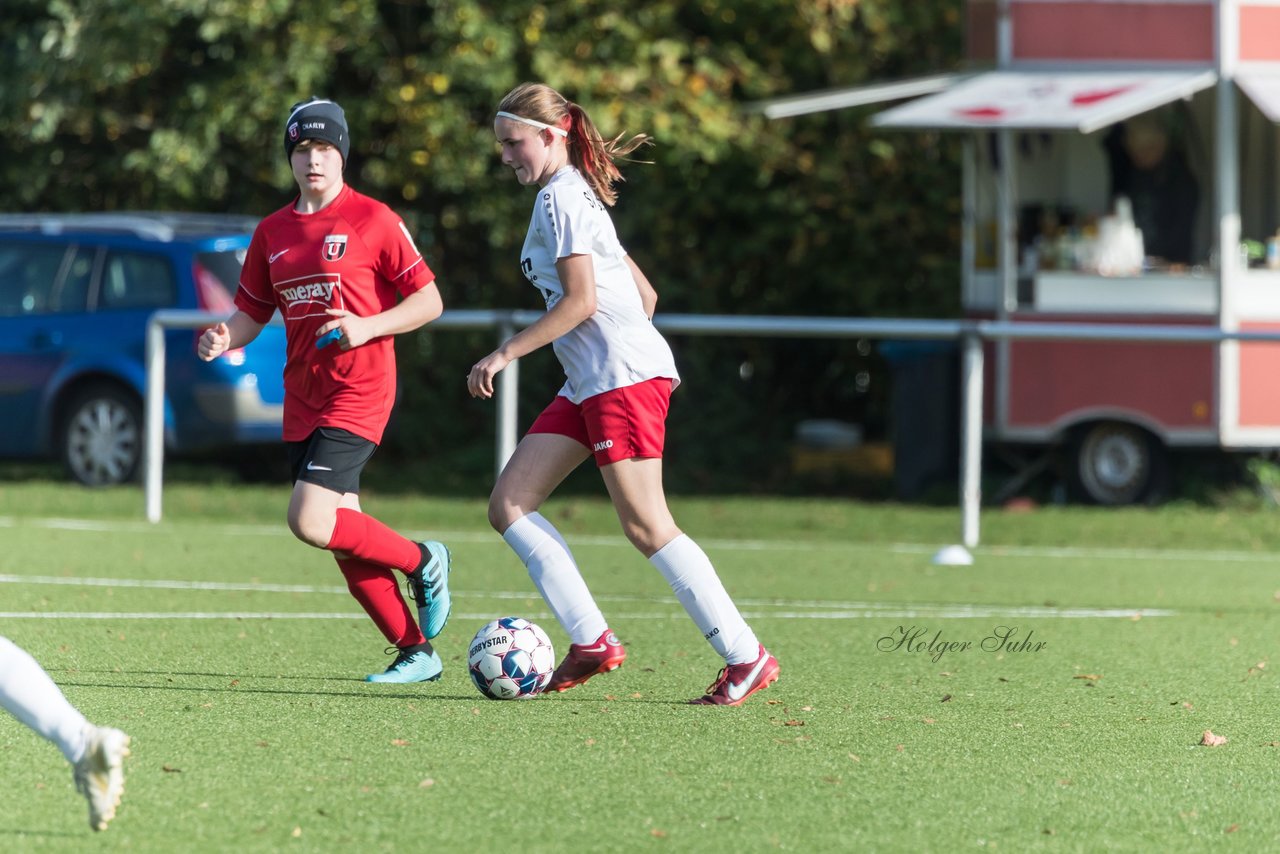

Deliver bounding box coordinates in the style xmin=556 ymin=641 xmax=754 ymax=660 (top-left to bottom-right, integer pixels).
xmin=287 ymin=427 xmax=377 ymax=495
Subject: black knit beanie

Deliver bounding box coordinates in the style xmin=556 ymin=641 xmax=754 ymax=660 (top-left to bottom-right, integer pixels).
xmin=283 ymin=99 xmax=350 ymax=164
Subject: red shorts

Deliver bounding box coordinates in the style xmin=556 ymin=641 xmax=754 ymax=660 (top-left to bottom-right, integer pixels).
xmin=527 ymin=378 xmax=673 ymax=467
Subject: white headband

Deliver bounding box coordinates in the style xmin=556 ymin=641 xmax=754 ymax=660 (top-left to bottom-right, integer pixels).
xmin=496 ymin=110 xmax=568 ymax=138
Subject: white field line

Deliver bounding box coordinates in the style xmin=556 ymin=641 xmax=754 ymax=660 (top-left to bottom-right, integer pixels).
xmin=0 ymin=574 xmax=1174 ymax=620
xmin=1 ymin=515 xmax=1277 ymax=564
xmin=0 ymin=608 xmax=1168 ymax=620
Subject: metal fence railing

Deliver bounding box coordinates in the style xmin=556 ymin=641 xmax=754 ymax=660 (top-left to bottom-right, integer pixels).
xmin=145 ymin=309 xmax=1280 ymax=560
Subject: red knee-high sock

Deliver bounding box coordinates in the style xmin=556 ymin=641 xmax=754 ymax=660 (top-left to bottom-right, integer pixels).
xmin=337 ymin=557 xmax=426 ymax=648
xmin=328 ymin=508 xmax=421 ymax=573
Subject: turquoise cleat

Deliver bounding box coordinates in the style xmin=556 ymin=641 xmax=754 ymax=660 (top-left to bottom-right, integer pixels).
xmin=366 ymin=647 xmax=443 ymax=684
xmin=407 ymin=540 xmax=452 ymax=640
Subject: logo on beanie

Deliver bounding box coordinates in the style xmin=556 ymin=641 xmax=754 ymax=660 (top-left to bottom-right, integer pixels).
xmin=288 ymin=122 xmax=300 ymax=142
xmin=323 ymin=234 xmax=348 ymax=262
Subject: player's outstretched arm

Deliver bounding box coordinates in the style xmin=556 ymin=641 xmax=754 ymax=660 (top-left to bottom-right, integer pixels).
xmin=198 ymin=311 xmax=265 ymax=361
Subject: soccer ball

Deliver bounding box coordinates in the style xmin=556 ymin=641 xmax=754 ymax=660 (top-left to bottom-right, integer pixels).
xmin=467 ymin=617 xmax=556 ymax=700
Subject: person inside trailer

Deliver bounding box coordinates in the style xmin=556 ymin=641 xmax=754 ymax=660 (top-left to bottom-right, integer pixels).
xmin=1102 ymin=110 xmax=1201 ymax=268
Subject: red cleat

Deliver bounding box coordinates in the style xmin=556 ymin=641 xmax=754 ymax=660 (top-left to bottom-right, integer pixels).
xmin=546 ymin=629 xmax=626 ymax=693
xmin=690 ymin=645 xmax=780 ymax=706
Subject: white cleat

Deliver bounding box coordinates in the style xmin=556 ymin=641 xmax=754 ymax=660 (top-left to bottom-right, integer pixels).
xmin=73 ymin=725 xmax=130 ymax=831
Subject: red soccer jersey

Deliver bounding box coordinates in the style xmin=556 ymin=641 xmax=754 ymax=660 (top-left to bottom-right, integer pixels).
xmin=236 ymin=185 xmax=435 ymax=444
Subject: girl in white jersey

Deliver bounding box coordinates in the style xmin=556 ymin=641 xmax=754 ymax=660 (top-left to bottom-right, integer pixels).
xmin=467 ymin=82 xmax=779 ymax=706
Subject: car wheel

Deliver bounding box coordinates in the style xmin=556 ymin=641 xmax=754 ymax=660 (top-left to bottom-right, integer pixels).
xmin=1071 ymin=422 xmax=1165 ymax=506
xmin=60 ymin=385 xmax=143 ymax=486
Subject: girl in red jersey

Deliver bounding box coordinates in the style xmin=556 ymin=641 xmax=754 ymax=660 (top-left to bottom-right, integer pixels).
xmin=199 ymin=99 xmax=452 ymax=684
xmin=467 ymin=83 xmax=780 ymax=706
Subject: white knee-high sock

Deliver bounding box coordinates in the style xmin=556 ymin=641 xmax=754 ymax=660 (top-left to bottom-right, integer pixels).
xmin=503 ymin=513 xmax=608 ymax=645
xmin=650 ymin=534 xmax=760 ymax=665
xmin=0 ymin=637 xmax=89 ymax=763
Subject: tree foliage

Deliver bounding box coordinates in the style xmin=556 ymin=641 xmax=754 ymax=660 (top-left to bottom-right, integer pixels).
xmin=0 ymin=0 xmax=965 ymax=492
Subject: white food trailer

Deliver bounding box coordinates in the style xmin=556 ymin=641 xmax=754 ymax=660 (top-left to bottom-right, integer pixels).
xmin=766 ymin=0 xmax=1280 ymax=504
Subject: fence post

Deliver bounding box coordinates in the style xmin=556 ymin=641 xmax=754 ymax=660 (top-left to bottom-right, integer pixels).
xmin=495 ymin=318 xmax=519 ymax=476
xmin=144 ymin=314 xmax=167 ymax=524
xmin=960 ymin=330 xmax=985 ymax=549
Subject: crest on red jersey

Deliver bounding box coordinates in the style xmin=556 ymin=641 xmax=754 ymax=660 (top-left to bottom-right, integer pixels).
xmin=323 ymin=234 xmax=348 ymax=262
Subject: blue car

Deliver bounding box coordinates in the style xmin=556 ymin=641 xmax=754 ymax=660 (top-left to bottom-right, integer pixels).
xmin=0 ymin=212 xmax=285 ymax=485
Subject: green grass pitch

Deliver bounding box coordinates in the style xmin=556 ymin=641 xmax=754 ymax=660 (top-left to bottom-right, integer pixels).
xmin=3 ymin=482 xmax=1280 ymax=851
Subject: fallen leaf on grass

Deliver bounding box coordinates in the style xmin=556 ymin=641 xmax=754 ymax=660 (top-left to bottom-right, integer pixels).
xmin=650 ymin=829 xmax=667 ymax=838
xmin=783 ymin=719 xmax=805 ymax=727
xmin=1226 ymin=824 xmax=1240 ymax=834
xmin=1200 ymin=730 xmax=1228 ymax=747
xmin=391 ymin=739 xmax=409 ymax=747
xmin=941 ymin=694 xmax=952 ymax=703
xmin=1074 ymin=674 xmax=1102 ymax=681
xmin=419 ymin=778 xmax=435 ymax=788
xmin=162 ymin=765 xmax=182 ymax=773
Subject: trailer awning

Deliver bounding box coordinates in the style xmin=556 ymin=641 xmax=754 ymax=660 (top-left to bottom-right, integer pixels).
xmin=872 ymin=69 xmax=1216 ymax=133
xmin=749 ymin=74 xmax=965 ymax=120
xmin=1237 ymin=73 xmax=1280 ymax=123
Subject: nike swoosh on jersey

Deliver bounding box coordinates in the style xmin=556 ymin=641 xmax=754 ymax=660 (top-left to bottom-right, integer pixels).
xmin=305 ymin=461 xmax=332 ymax=471
xmin=269 ymin=249 xmax=290 ymax=263
xmin=726 ymin=655 xmax=771 ymax=702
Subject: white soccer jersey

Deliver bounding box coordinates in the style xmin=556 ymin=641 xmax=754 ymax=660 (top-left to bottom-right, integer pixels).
xmin=519 ymin=166 xmax=680 ymax=403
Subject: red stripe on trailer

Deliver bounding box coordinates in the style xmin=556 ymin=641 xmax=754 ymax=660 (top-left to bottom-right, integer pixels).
xmin=1239 ymin=6 xmax=1280 ymax=63
xmin=1004 ymin=314 xmax=1215 ymax=432
xmin=1237 ymin=321 xmax=1280 ymax=426
xmin=1011 ymin=2 xmax=1214 ymax=63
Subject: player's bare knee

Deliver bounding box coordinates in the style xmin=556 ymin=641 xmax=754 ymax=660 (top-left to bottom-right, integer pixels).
xmin=622 ymin=522 xmax=659 ymax=555
xmin=488 ymin=493 xmax=531 ymax=534
xmin=287 ymin=514 xmax=332 ymax=549
xmin=487 ymin=500 xmax=512 ymax=534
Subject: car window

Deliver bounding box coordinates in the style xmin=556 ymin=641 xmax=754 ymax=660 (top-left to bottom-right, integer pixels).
xmin=51 ymin=246 xmax=96 ymax=313
xmin=195 ymin=249 xmax=245 ymax=297
xmin=193 ymin=248 xmax=246 ymax=313
xmin=0 ymin=242 xmax=72 ymax=317
xmin=100 ymin=250 xmax=177 ymax=310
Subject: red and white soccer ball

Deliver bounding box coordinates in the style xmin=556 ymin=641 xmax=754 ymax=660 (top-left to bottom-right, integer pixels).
xmin=467 ymin=617 xmax=556 ymax=700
